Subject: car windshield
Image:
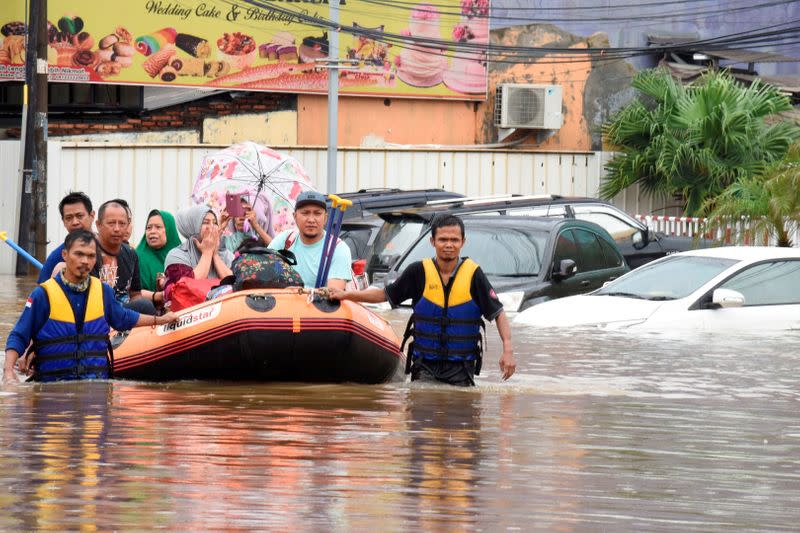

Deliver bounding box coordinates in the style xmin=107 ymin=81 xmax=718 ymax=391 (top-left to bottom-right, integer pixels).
xmin=596 ymin=255 xmax=737 ymax=299
xmin=369 ymin=220 xmax=424 ymax=270
xmin=398 ymin=226 xmax=547 ymax=276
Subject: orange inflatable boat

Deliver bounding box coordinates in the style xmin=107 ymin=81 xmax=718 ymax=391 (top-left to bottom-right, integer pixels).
xmin=111 ymin=289 xmax=404 ymax=384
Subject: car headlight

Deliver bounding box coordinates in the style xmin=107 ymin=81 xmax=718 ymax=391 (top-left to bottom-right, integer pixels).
xmin=497 ymin=291 xmax=525 ymax=312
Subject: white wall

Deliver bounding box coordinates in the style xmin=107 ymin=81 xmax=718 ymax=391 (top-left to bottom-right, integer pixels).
xmin=0 ymin=140 xmax=673 ymax=274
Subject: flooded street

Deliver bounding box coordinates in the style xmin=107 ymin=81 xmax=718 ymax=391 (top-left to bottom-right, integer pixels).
xmin=1 ymin=274 xmax=799 ymax=531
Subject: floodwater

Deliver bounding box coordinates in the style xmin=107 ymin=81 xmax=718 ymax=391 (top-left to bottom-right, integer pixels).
xmin=1 ymin=274 xmax=799 ymax=531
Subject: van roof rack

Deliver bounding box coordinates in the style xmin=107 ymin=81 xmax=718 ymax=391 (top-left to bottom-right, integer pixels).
xmin=425 ymin=194 xmax=518 ymax=206
xmin=460 ymin=194 xmax=557 ymax=206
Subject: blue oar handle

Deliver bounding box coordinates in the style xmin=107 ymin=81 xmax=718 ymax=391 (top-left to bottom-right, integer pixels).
xmin=314 ymin=195 xmax=340 ymax=288
xmin=318 ymin=196 xmax=352 ymax=288
xmin=0 ymin=231 xmax=43 ymax=270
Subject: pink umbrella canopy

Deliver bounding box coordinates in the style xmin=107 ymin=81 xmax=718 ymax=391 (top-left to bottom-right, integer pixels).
xmin=192 ymin=141 xmax=317 ymax=235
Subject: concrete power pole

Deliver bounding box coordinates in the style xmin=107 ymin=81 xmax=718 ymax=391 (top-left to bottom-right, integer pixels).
xmin=16 ymin=0 xmax=48 ymax=275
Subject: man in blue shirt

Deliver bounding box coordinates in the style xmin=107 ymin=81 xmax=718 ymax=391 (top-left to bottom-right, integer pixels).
xmin=268 ymin=191 xmax=352 ymax=289
xmin=3 ymin=230 xmax=177 ymax=383
xmin=38 ymin=192 xmax=98 ymax=283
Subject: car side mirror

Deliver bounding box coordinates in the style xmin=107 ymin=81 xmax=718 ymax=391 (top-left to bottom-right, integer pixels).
xmin=552 ymin=259 xmax=577 ymax=281
xmin=632 ymin=229 xmax=648 ymax=249
xmin=711 ymin=288 xmax=745 ymax=308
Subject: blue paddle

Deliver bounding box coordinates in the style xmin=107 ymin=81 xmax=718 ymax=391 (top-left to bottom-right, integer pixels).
xmin=0 ymin=230 xmax=43 ymax=270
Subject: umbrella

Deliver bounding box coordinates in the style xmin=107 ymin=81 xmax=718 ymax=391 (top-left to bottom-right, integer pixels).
xmin=192 ymin=141 xmax=317 ymax=235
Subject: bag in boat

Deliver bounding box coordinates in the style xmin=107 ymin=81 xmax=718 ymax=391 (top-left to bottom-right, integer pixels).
xmin=232 ymin=239 xmax=304 ymax=290
xmin=168 ymin=277 xmax=221 ymax=311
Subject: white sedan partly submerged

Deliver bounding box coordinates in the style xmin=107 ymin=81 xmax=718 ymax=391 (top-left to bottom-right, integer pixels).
xmin=514 ymin=247 xmax=800 ymax=332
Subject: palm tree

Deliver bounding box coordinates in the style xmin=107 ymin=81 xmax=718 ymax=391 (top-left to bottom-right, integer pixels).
xmin=700 ymin=143 xmax=800 ymax=247
xmin=601 ymin=68 xmax=799 ymax=215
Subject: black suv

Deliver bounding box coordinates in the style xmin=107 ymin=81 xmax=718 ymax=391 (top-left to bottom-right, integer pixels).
xmin=336 ymin=188 xmax=464 ymax=260
xmin=367 ymin=195 xmax=701 ymax=284
xmin=383 ymin=215 xmax=630 ymax=311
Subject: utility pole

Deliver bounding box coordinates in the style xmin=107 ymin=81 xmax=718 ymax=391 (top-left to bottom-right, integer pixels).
xmin=16 ymin=0 xmax=48 ymax=275
xmin=326 ymin=0 xmax=339 ymax=194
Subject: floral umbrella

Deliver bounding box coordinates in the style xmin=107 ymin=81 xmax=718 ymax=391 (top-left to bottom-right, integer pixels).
xmin=192 ymin=141 xmax=317 ymax=235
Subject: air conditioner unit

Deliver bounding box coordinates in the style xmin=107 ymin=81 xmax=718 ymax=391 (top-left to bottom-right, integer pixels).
xmin=494 ymin=84 xmax=563 ymax=129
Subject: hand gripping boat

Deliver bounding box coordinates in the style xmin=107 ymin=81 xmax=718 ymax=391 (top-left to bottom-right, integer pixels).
xmin=111 ymin=289 xmax=404 ymax=383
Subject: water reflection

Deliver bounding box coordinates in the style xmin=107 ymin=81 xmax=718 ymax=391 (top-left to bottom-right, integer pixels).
xmin=1 ymin=276 xmax=800 ymax=530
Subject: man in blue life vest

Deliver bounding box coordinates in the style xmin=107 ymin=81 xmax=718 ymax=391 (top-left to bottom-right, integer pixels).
xmin=3 ymin=229 xmax=178 ymax=384
xmin=328 ymin=214 xmax=515 ymax=386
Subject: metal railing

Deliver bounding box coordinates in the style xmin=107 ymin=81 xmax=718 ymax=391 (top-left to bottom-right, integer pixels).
xmin=635 ymin=215 xmax=800 ymax=247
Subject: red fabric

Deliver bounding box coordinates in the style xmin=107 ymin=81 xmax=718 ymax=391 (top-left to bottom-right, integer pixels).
xmin=168 ymin=277 xmax=220 ymax=312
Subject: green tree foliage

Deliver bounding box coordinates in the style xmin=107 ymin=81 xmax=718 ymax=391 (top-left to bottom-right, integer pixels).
xmin=701 ymin=143 xmax=800 ymax=247
xmin=601 ymin=68 xmax=799 ymax=215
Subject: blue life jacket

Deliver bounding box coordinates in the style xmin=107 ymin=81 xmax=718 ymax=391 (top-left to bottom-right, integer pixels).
xmin=33 ymin=277 xmax=112 ymax=382
xmin=403 ymin=258 xmax=484 ymax=374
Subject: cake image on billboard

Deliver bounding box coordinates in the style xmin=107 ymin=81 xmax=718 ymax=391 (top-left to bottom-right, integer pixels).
xmin=397 ymin=5 xmax=446 ymax=88
xmin=444 ymin=0 xmax=489 ymax=95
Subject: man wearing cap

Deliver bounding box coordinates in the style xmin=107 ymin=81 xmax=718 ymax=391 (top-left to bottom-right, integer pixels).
xmin=267 ymin=191 xmax=353 ymax=289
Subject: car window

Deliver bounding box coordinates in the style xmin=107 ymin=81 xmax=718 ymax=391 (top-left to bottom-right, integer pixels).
xmin=574 ymin=212 xmax=638 ymax=241
xmin=553 ymin=229 xmax=578 ymax=266
xmin=398 ymin=226 xmax=547 ymax=276
xmin=369 ymin=220 xmax=424 ymax=270
xmin=573 ymin=229 xmax=606 ymax=272
xmin=596 ymin=255 xmax=737 ymax=300
xmin=340 ymin=227 xmax=373 ymax=260
xmin=597 ymin=236 xmax=625 ymax=268
xmin=718 ymin=260 xmax=800 ymax=305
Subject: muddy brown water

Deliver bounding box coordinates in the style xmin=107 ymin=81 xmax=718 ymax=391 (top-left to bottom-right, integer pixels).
xmin=1 ymin=274 xmax=799 ymax=531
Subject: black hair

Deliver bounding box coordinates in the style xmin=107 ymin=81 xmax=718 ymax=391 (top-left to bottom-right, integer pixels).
xmin=430 ymin=214 xmax=465 ymax=239
xmin=64 ymin=229 xmax=97 ymax=251
xmin=98 ymin=199 xmax=131 ymax=221
xmin=58 ymin=191 xmax=93 ymax=217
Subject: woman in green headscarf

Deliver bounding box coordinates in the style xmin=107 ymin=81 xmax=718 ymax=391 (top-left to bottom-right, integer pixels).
xmin=136 ymin=209 xmax=181 ymax=293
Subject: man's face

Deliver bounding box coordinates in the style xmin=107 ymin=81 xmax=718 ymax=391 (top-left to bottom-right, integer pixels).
xmin=430 ymin=225 xmax=464 ymax=262
xmin=97 ymin=205 xmax=129 ymax=247
xmin=61 ymin=202 xmax=94 ymax=233
xmin=294 ymin=204 xmax=327 ymax=240
xmin=61 ymin=239 xmax=97 ymax=281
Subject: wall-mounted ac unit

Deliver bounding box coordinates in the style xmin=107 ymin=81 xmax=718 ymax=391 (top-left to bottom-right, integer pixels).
xmin=494 ymin=84 xmax=563 ymax=129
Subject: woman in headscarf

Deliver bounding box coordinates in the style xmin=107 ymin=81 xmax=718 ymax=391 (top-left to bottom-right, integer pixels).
xmin=222 ymin=197 xmax=273 ymax=254
xmin=136 ymin=209 xmax=182 ymax=293
xmin=165 ymin=205 xmax=233 ymax=280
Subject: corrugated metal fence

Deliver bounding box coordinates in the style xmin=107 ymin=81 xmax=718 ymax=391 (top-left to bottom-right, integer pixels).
xmin=0 ymin=141 xmax=674 ymax=274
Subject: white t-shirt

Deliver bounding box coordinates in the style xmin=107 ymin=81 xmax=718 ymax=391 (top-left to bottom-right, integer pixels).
xmin=269 ymin=230 xmax=352 ymax=288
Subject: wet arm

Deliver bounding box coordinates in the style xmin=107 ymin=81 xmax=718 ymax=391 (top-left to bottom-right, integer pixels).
xmin=330 ymin=287 xmax=388 ymax=303
xmin=494 ymin=311 xmax=516 ymax=380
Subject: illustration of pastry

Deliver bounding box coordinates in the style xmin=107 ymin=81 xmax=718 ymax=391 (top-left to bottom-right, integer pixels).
xmin=259 ymin=31 xmax=297 ymax=62
xmin=57 ymin=16 xmax=84 ymax=36
xmin=1 ymin=21 xmax=26 ymax=36
xmin=142 ymin=45 xmax=175 ymax=77
xmin=1 ymin=34 xmax=26 ymax=64
xmin=298 ymin=32 xmax=328 ymax=63
xmin=176 ymin=33 xmax=210 ymax=58
xmin=443 ymin=0 xmax=489 ymax=94
xmin=217 ymin=32 xmax=256 ymax=71
xmin=171 ymin=57 xmax=204 ymax=76
xmin=347 ymin=23 xmax=389 ymax=67
xmin=135 ymin=28 xmax=177 ymax=56
xmin=397 ymin=5 xmax=446 ymax=87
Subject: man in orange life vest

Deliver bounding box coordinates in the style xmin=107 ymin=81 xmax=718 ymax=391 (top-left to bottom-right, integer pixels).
xmin=3 ymin=229 xmax=177 ymax=383
xmin=328 ymin=214 xmax=515 ymax=386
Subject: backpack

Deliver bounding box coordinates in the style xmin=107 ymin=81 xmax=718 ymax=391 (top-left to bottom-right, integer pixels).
xmin=232 ymin=239 xmax=304 ymax=290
